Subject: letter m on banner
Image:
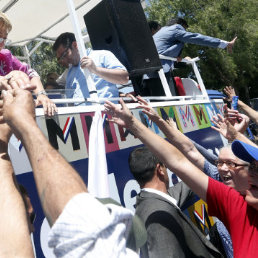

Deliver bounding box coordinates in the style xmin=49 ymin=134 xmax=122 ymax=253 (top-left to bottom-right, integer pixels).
xmin=174 ymin=105 xmax=198 ymax=133
xmin=192 ymin=104 xmax=211 ymax=129
xmin=46 ymin=117 xmax=80 ymax=150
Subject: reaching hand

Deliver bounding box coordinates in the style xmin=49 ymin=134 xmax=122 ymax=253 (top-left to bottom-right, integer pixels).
xmin=223 ymin=86 xmax=236 ymax=102
xmin=166 ymin=117 xmax=178 ymax=130
xmin=35 ymin=94 xmax=57 ymax=117
xmin=223 ymin=105 xmax=238 ymax=119
xmin=0 ymin=100 xmax=12 ymax=146
xmin=119 ymin=93 xmax=137 ymax=102
xmin=2 ymin=89 xmax=36 ymax=139
xmin=227 ymin=36 xmax=237 ymax=54
xmin=104 ymin=98 xmax=134 ymax=128
xmin=136 ymin=96 xmax=161 ymax=123
xmin=211 ymin=114 xmax=239 ymax=141
xmin=224 ymin=106 xmax=250 ymax=133
xmin=230 ymin=114 xmax=249 ymax=134
xmin=0 ymin=71 xmax=34 ymax=91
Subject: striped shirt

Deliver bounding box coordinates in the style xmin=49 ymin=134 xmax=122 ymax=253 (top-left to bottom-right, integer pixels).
xmin=48 ymin=193 xmax=139 ymax=258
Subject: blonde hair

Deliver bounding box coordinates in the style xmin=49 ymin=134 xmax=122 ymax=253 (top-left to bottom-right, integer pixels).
xmin=0 ymin=12 xmax=12 ymax=33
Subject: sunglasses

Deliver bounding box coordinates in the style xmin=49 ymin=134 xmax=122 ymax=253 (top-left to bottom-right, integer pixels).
xmin=0 ymin=37 xmax=8 ymax=44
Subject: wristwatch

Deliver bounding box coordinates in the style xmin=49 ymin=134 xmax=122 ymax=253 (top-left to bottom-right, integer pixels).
xmin=36 ymin=90 xmax=47 ymax=97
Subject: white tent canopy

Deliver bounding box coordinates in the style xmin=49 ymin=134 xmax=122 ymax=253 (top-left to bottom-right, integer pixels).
xmin=0 ymin=0 xmax=102 ymax=47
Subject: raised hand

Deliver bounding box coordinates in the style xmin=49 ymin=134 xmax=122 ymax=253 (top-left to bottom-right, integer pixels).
xmin=223 ymin=86 xmax=236 ymax=102
xmin=35 ymin=94 xmax=57 ymax=117
xmin=211 ymin=114 xmax=238 ymax=141
xmin=104 ymin=98 xmax=134 ymax=128
xmin=0 ymin=71 xmax=34 ymax=90
xmin=2 ymin=89 xmax=36 ymax=139
xmin=227 ymin=36 xmax=237 ymax=54
xmin=166 ymin=117 xmax=178 ymax=129
xmin=136 ymin=96 xmax=161 ymax=123
xmin=0 ymin=99 xmax=12 ymax=146
xmin=119 ymin=93 xmax=137 ymax=102
xmin=224 ymin=106 xmax=250 ymax=133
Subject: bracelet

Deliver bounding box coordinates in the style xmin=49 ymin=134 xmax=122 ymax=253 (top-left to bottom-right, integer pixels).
xmin=36 ymin=90 xmax=47 ymax=97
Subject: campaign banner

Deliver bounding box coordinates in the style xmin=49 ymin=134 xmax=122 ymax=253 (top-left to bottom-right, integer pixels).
xmin=12 ymin=101 xmax=225 ymax=257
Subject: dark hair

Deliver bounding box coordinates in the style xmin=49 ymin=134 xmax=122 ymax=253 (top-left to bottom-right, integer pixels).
xmin=44 ymin=81 xmax=62 ymax=90
xmin=18 ymin=184 xmax=28 ymax=196
xmin=148 ymin=20 xmax=161 ymax=31
xmin=18 ymin=184 xmax=36 ymax=224
xmin=129 ymin=146 xmax=162 ymax=185
xmin=53 ymin=32 xmax=76 ymax=52
xmin=167 ymin=17 xmax=188 ymax=28
xmin=18 ymin=184 xmax=29 ymax=210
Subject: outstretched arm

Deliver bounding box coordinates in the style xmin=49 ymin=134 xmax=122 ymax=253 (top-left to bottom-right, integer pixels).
xmin=238 ymin=101 xmax=258 ymax=125
xmin=175 ymin=27 xmax=237 ymax=53
xmin=0 ymin=117 xmax=34 ymax=257
xmin=32 ymin=76 xmax=57 ymax=117
xmin=137 ymin=96 xmax=206 ymax=171
xmin=105 ymin=99 xmax=208 ymax=201
xmin=2 ymin=89 xmax=87 ymax=226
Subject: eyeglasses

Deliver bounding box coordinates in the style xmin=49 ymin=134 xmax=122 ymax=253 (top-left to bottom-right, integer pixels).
xmin=0 ymin=37 xmax=8 ymax=44
xmin=57 ymin=47 xmax=70 ymax=62
xmin=215 ymin=160 xmax=249 ymax=169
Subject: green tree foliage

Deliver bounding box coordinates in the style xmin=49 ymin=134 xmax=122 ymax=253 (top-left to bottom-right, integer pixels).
xmin=30 ymin=42 xmax=65 ymax=84
xmin=146 ymin=0 xmax=258 ymax=100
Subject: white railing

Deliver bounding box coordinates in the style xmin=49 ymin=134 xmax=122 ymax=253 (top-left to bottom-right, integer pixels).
xmin=159 ymin=55 xmax=209 ymax=101
xmin=42 ymin=55 xmax=211 ymax=106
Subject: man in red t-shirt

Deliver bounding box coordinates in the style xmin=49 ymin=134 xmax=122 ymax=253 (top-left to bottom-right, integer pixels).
xmin=105 ymin=99 xmax=258 ymax=258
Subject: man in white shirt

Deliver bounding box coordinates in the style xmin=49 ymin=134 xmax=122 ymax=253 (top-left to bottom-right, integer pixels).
xmin=53 ymin=32 xmax=129 ymax=105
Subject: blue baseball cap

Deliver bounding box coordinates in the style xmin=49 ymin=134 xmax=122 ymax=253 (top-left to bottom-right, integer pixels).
xmin=232 ymin=140 xmax=258 ymax=163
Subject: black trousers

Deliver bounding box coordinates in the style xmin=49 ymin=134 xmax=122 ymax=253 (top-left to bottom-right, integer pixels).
xmin=141 ymin=71 xmax=178 ymax=96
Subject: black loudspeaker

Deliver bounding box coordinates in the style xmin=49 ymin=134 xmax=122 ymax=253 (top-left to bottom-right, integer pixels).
xmin=84 ymin=0 xmax=162 ymax=76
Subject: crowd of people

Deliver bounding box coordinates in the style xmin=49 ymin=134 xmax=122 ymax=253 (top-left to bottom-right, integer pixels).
xmin=0 ymin=9 xmax=257 ymax=258
xmin=104 ymin=93 xmax=258 ymax=258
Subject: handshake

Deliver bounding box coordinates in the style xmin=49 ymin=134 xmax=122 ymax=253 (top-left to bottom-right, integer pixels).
xmin=0 ymin=70 xmax=57 ymax=117
xmin=0 ymin=72 xmax=37 ymax=145
xmin=0 ymin=70 xmax=33 ymax=91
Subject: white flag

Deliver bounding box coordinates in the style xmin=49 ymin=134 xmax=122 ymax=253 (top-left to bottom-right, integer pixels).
xmin=88 ymin=107 xmax=110 ymax=197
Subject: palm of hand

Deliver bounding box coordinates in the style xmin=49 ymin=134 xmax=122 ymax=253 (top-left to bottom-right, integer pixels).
xmin=109 ymin=114 xmax=128 ymax=127
xmin=137 ymin=96 xmax=160 ymax=122
xmin=217 ymin=122 xmax=228 ymax=137
xmin=233 ymin=121 xmax=244 ymax=133
xmin=105 ymin=100 xmax=133 ymax=128
xmin=224 ymin=86 xmax=236 ymax=102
